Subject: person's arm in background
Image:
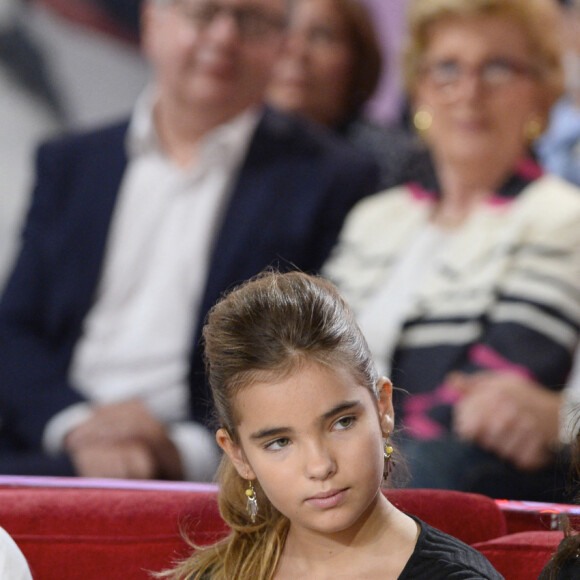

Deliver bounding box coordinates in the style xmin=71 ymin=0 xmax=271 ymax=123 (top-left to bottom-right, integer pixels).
xmin=0 ymin=132 xmax=191 ymax=481
xmin=451 ymin=339 xmax=580 ymax=472
xmin=450 ymin=371 xmax=562 ymax=470
xmin=448 ymin=182 xmax=580 ymax=471
xmin=0 ymin=140 xmax=91 ymax=452
xmin=61 ymin=400 xmax=219 ymax=481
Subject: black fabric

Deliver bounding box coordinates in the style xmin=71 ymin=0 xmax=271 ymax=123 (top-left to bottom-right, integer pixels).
xmin=93 ymin=0 xmax=142 ymax=36
xmin=539 ymin=557 xmax=580 ymax=580
xmin=199 ymin=515 xmax=504 ymax=579
xmin=337 ymin=118 xmax=434 ymax=190
xmin=538 ymin=537 xmax=580 ymax=580
xmin=0 ymin=451 xmax=75 ymax=476
xmin=399 ymin=434 xmax=574 ymax=503
xmin=399 ymin=516 xmax=504 ymax=579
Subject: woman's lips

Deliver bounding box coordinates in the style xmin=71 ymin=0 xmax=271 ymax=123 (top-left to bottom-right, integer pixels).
xmin=305 ymin=488 xmax=348 ymax=509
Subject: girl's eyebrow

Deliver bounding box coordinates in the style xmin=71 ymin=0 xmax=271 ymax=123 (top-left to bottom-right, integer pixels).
xmin=249 ymin=400 xmax=362 ymax=441
xmin=250 ymin=426 xmax=291 ymax=441
xmin=321 ymin=400 xmax=362 ymax=422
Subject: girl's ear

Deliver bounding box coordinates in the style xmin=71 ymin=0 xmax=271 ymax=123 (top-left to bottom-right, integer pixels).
xmin=376 ymin=377 xmax=395 ymax=436
xmin=216 ymin=428 xmax=256 ymax=480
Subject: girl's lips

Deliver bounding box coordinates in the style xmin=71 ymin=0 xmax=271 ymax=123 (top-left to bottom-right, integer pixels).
xmin=305 ymin=488 xmax=348 ymax=509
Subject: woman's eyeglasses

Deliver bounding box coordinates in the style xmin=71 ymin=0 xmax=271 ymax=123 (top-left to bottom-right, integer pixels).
xmin=420 ymin=57 xmax=539 ymax=93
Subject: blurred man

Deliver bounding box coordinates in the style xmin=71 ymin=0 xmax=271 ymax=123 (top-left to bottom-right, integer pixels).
xmin=0 ymin=0 xmax=379 ymax=481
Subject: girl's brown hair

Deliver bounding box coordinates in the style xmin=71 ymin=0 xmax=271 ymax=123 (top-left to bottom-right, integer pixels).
xmin=160 ymin=270 xmax=379 ymax=579
xmin=538 ymin=417 xmax=580 ymax=580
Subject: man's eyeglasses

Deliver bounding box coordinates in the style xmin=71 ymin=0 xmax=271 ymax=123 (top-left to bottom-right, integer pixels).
xmin=420 ymin=57 xmax=539 ymax=92
xmin=173 ymin=0 xmax=287 ymax=40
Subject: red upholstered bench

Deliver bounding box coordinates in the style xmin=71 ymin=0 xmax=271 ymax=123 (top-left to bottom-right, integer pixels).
xmin=0 ymin=478 xmax=226 ymax=580
xmin=0 ymin=476 xmax=561 ymax=580
xmin=387 ymin=487 xmax=507 ymax=545
xmin=474 ymin=531 xmax=562 ymax=580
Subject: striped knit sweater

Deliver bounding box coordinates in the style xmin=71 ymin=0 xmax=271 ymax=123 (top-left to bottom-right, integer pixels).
xmin=323 ymin=164 xmax=580 ymax=440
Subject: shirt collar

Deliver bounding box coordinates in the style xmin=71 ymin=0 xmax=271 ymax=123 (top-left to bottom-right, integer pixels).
xmin=125 ymin=88 xmax=262 ymax=171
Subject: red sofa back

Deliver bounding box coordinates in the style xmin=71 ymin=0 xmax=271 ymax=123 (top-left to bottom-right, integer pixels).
xmin=0 ymin=483 xmax=224 ymax=580
xmin=0 ymin=476 xmax=558 ymax=580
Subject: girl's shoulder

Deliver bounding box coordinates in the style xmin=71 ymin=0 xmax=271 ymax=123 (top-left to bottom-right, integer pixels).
xmin=397 ymin=516 xmax=504 ymax=580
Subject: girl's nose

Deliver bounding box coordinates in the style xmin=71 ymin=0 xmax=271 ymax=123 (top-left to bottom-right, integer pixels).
xmin=304 ymin=440 xmax=337 ymax=480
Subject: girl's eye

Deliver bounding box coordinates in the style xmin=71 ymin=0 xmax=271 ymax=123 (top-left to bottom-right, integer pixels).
xmin=264 ymin=437 xmax=291 ymax=451
xmin=334 ymin=416 xmax=355 ymax=430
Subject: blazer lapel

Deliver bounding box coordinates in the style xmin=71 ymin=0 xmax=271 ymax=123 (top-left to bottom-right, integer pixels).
xmin=199 ymin=109 xmax=290 ymax=316
xmin=61 ymin=123 xmax=129 ymax=328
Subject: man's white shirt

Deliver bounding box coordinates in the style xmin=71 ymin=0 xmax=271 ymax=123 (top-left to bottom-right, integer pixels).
xmin=44 ymin=91 xmax=261 ymax=481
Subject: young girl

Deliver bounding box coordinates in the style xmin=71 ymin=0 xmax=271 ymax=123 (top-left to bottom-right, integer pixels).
xmin=162 ymin=271 xmax=502 ymax=579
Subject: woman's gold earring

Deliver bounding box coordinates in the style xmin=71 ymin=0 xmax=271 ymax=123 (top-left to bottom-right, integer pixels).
xmin=524 ymin=115 xmax=543 ymax=144
xmin=383 ymin=438 xmax=394 ymax=480
xmin=413 ymin=109 xmax=432 ymax=135
xmin=245 ymin=480 xmax=258 ymax=523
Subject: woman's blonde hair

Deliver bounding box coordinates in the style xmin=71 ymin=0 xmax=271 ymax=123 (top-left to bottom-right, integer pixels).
xmin=402 ymin=0 xmax=565 ymax=118
xmin=160 ymin=270 xmax=379 ymax=580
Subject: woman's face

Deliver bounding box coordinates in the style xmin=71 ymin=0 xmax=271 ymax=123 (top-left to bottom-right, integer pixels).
xmin=267 ymin=0 xmax=354 ymax=127
xmin=414 ymin=15 xmax=544 ymax=171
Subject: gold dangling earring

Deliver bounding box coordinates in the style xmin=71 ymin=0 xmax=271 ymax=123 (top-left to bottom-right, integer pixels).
xmin=383 ymin=438 xmax=394 ymax=480
xmin=524 ymin=115 xmax=544 ymax=145
xmin=245 ymin=480 xmax=258 ymax=523
xmin=413 ymin=109 xmax=433 ymax=137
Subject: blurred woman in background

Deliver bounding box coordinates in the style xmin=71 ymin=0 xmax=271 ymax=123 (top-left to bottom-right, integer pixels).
xmin=323 ymin=0 xmax=580 ymax=501
xmin=267 ymin=0 xmax=428 ymax=188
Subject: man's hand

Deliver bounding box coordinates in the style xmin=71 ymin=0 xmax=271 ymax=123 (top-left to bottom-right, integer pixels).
xmin=65 ymin=400 xmax=183 ymax=480
xmin=67 ymin=440 xmax=158 ymax=480
xmin=449 ymin=371 xmax=562 ymax=471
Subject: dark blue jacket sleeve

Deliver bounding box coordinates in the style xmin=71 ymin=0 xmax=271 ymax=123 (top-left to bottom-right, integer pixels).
xmin=0 ymin=124 xmax=127 ymax=450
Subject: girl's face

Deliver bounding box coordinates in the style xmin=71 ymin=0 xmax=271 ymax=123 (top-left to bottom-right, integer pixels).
xmin=218 ymin=361 xmax=393 ymax=537
xmin=267 ymin=0 xmax=354 ymax=126
xmin=414 ymin=15 xmax=544 ymax=171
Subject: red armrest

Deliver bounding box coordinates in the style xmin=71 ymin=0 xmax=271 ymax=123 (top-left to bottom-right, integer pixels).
xmin=386 ymin=488 xmax=507 ymax=544
xmin=474 ymin=530 xmax=562 ymax=580
xmin=0 ymin=486 xmax=228 ymax=580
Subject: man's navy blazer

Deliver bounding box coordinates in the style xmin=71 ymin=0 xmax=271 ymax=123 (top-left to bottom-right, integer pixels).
xmin=0 ymin=107 xmax=379 ymax=453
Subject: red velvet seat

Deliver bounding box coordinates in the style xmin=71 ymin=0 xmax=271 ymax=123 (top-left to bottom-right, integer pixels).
xmin=0 ymin=482 xmax=225 ymax=580
xmin=474 ymin=530 xmax=562 ymax=580
xmin=0 ymin=476 xmax=552 ymax=580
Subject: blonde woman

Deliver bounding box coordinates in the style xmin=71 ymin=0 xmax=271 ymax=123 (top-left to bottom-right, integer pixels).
xmin=322 ymin=0 xmax=580 ymax=501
